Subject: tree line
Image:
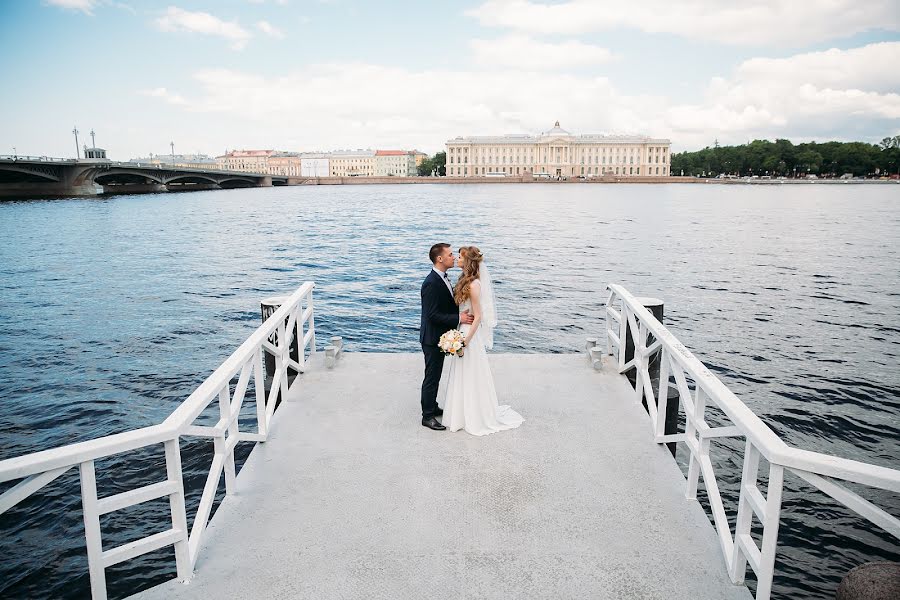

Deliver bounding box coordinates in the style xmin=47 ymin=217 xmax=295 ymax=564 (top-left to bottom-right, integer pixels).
xmin=671 ymin=136 xmax=900 ymax=178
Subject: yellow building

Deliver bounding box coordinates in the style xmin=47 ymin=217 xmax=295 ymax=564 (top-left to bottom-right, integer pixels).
xmin=329 ymin=150 xmax=376 ymax=177
xmin=446 ymin=122 xmax=671 ymax=178
xmin=267 ymin=152 xmax=303 ymax=176
xmin=216 ymin=150 xmax=274 ymax=173
xmin=375 ymin=150 xmax=416 ymax=176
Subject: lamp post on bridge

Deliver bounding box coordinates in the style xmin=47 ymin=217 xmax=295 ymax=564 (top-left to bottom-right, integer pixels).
xmin=170 ymin=141 xmax=175 ymax=167
xmin=72 ymin=126 xmax=81 ymax=159
xmin=90 ymin=129 xmax=96 ymax=149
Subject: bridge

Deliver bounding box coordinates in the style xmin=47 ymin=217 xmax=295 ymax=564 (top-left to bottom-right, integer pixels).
xmin=0 ymin=156 xmax=303 ymax=198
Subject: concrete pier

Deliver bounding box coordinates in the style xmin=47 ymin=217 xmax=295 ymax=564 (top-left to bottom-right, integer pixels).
xmin=136 ymin=353 xmax=750 ymax=600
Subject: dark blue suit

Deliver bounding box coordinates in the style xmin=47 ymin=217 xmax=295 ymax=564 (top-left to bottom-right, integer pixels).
xmin=420 ymin=269 xmax=459 ymax=418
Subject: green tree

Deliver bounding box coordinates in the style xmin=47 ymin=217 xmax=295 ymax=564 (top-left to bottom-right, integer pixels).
xmin=416 ymin=157 xmax=434 ymax=176
xmin=796 ymin=150 xmax=823 ymax=174
xmin=672 ymin=137 xmax=899 ymax=178
xmin=432 ymin=151 xmax=446 ymax=176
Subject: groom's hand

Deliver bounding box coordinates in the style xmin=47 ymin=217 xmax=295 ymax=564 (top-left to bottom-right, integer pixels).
xmin=460 ymin=310 xmax=474 ymax=324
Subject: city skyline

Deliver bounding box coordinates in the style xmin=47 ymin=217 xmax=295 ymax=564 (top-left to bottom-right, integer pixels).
xmin=1 ymin=1 xmax=899 ymax=159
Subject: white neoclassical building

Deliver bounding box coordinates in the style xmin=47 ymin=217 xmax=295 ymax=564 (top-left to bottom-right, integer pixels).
xmin=446 ymin=122 xmax=671 ymax=178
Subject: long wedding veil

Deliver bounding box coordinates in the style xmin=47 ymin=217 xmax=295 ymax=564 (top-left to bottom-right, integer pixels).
xmin=478 ymin=261 xmax=498 ymax=349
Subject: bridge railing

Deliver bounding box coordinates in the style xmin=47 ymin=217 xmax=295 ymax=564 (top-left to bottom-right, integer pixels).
xmin=0 ymin=282 xmax=317 ymax=600
xmin=602 ymin=284 xmax=900 ymax=600
xmin=0 ymin=155 xmax=73 ymax=162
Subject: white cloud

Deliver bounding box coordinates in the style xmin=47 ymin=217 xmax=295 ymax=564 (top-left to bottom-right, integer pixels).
xmin=139 ymin=87 xmax=188 ymax=106
xmin=138 ymin=43 xmax=900 ymax=153
xmin=45 ymin=0 xmax=98 ymax=14
xmin=256 ymin=20 xmax=285 ymax=39
xmin=470 ymin=35 xmax=615 ymax=69
xmin=466 ymin=0 xmax=900 ymax=46
xmin=735 ymin=42 xmax=900 ymax=94
xmin=666 ymin=42 xmax=900 ymax=144
xmin=155 ymin=6 xmax=252 ymax=50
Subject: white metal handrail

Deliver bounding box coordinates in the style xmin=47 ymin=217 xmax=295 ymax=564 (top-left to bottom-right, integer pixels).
xmin=0 ymin=282 xmax=317 ymax=600
xmin=603 ymin=283 xmax=900 ymax=600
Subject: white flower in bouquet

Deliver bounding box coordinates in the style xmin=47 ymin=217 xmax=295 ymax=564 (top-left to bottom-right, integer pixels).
xmin=438 ymin=329 xmax=466 ymax=356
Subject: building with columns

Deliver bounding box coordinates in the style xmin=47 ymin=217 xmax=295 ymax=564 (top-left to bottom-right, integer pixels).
xmin=445 ymin=122 xmax=671 ymax=178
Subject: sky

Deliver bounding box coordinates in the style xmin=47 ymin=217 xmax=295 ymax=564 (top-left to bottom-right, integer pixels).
xmin=1 ymin=0 xmax=899 ymax=159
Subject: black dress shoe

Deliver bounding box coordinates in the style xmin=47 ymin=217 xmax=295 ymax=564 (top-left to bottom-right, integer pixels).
xmin=434 ymin=408 xmax=444 ymax=416
xmin=422 ymin=417 xmax=446 ymax=430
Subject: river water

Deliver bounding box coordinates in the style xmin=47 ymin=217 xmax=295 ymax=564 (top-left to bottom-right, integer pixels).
xmin=0 ymin=183 xmax=897 ymax=598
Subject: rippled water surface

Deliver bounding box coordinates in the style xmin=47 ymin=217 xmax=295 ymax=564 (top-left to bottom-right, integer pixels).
xmin=0 ymin=184 xmax=898 ymax=599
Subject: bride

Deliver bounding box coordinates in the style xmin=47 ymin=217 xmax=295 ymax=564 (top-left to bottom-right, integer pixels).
xmin=442 ymin=246 xmax=524 ymax=436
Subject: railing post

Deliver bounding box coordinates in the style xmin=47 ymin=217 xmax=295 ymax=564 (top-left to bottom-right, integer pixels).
xmin=255 ymin=347 xmax=268 ymax=438
xmin=604 ymin=289 xmax=614 ymax=357
xmin=79 ymin=460 xmax=107 ymax=600
xmin=307 ymin=290 xmax=316 ymax=356
xmin=218 ymin=388 xmax=236 ymax=494
xmin=755 ymin=464 xmax=785 ymax=600
xmin=277 ymin=319 xmax=290 ymax=402
xmin=164 ymin=438 xmax=191 ymax=581
xmin=730 ymin=440 xmax=760 ymax=584
xmin=617 ymin=303 xmax=627 ymax=371
xmin=634 ymin=319 xmax=648 ymax=404
xmin=686 ymin=387 xmax=708 ymax=500
xmin=295 ymin=301 xmax=305 ymax=369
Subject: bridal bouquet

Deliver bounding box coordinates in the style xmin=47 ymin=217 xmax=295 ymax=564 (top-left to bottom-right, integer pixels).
xmin=438 ymin=329 xmax=466 ymax=357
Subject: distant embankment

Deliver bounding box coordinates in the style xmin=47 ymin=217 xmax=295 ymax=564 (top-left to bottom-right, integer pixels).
xmin=298 ymin=175 xmax=897 ymax=185
xmin=301 ymin=175 xmax=699 ymax=185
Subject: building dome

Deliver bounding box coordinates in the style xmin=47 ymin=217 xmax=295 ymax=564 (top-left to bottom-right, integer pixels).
xmin=541 ymin=120 xmax=571 ymax=138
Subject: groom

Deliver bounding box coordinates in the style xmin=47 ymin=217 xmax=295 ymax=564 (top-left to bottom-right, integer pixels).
xmin=420 ymin=243 xmax=474 ymax=431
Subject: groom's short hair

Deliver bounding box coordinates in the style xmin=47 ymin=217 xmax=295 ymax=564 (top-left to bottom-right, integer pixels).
xmin=429 ymin=243 xmax=450 ymax=264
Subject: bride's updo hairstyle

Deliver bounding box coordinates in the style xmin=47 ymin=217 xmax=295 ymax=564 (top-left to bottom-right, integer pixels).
xmin=454 ymin=246 xmax=484 ymax=305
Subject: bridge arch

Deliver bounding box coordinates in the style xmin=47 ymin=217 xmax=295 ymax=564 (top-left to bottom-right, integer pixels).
xmin=94 ymin=170 xmax=165 ymax=185
xmin=0 ymin=163 xmax=62 ymax=183
xmin=164 ymin=174 xmax=221 ymax=185
xmin=217 ymin=177 xmax=257 ymax=188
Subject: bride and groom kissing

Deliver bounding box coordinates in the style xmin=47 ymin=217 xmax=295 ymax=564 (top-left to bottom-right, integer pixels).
xmin=419 ymin=243 xmax=524 ymax=436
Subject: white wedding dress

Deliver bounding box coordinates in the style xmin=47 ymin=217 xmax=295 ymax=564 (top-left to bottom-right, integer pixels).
xmin=442 ymin=294 xmax=524 ymax=436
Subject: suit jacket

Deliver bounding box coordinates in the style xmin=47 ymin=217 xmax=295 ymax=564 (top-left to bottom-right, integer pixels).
xmin=420 ymin=269 xmax=459 ymax=346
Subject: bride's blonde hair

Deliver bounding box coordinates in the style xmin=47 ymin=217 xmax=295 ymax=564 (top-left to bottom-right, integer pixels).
xmin=454 ymin=246 xmax=483 ymax=304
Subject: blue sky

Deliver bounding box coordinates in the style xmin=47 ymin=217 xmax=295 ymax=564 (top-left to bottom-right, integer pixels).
xmin=1 ymin=0 xmax=898 ymax=159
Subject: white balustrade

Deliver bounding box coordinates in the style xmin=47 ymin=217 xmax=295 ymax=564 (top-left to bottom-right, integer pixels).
xmin=603 ymin=284 xmax=900 ymax=600
xmin=0 ymin=282 xmax=318 ymax=600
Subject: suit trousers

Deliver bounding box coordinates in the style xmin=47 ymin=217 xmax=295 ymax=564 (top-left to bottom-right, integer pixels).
xmin=420 ymin=343 xmax=445 ymax=418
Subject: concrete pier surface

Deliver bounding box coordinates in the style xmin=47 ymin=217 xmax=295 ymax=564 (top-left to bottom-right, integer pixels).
xmin=136 ymin=353 xmax=751 ymax=600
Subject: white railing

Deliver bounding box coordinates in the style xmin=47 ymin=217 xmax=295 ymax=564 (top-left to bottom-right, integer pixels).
xmin=601 ymin=284 xmax=900 ymax=599
xmin=0 ymin=282 xmax=317 ymax=600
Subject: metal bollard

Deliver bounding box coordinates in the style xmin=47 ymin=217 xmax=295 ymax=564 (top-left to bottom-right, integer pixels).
xmin=324 ymin=336 xmax=343 ymax=369
xmin=585 ymin=338 xmax=603 ymax=371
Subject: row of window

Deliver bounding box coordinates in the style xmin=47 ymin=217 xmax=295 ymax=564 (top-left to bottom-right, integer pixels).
xmin=450 ymin=145 xmax=668 ymax=155
xmin=446 ymin=166 xmax=669 ymax=176
xmin=450 ymin=155 xmax=669 ymax=166
xmin=450 ymin=149 xmax=669 ymax=163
